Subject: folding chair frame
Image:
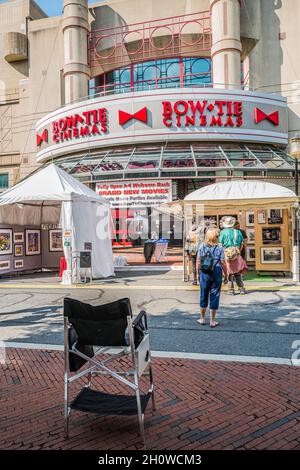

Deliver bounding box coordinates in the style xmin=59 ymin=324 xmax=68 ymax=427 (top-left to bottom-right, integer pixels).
xmin=64 ymin=311 xmax=155 ymax=447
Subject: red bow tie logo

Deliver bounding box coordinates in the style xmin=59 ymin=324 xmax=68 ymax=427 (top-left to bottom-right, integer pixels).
xmin=254 ymin=108 xmax=279 ymax=126
xmin=36 ymin=129 xmax=48 ymax=146
xmin=119 ymin=107 xmax=148 ymax=125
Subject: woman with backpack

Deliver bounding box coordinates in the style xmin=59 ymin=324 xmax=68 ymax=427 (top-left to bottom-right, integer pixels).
xmin=197 ymin=227 xmax=227 ymax=328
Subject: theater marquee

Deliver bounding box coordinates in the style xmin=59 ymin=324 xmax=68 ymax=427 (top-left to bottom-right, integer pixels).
xmin=36 ymin=88 xmax=288 ymax=162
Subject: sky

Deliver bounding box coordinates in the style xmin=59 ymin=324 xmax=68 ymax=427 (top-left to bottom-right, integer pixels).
xmin=0 ymin=1 xmax=100 ymax=17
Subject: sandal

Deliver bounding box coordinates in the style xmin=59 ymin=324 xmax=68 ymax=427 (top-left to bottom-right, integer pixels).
xmin=197 ymin=318 xmax=206 ymax=325
xmin=210 ymin=321 xmax=220 ymax=328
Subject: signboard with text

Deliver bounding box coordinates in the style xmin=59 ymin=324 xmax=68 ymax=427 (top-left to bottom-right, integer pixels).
xmin=96 ymin=180 xmax=172 ymax=208
xmin=36 ymin=88 xmax=288 ymax=162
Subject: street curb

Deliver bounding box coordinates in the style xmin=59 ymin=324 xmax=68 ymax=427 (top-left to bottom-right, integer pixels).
xmin=0 ymin=283 xmax=299 ymax=291
xmin=2 ymin=342 xmax=298 ymax=367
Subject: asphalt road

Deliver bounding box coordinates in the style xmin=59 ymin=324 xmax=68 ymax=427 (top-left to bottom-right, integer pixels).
xmin=0 ymin=270 xmax=299 ymax=359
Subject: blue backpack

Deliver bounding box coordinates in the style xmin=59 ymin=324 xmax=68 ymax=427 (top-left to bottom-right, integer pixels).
xmin=200 ymin=245 xmax=218 ymax=273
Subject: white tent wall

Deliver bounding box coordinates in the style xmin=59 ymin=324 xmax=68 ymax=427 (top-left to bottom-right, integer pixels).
xmin=61 ymin=200 xmax=114 ymax=279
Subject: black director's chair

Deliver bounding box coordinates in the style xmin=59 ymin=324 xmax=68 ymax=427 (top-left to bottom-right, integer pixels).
xmin=63 ymin=297 xmax=155 ymax=446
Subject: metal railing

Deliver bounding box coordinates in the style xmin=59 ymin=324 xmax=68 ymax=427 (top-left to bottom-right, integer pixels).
xmin=89 ymin=11 xmax=211 ymax=68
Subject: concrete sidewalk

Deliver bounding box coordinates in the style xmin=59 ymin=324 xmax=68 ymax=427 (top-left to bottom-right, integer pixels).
xmin=0 ymin=270 xmax=299 ymax=292
xmin=1 ymin=348 xmax=300 ymax=450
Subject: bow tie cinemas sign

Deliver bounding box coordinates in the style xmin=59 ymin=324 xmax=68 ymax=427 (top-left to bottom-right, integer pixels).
xmin=36 ymin=89 xmax=288 ymax=162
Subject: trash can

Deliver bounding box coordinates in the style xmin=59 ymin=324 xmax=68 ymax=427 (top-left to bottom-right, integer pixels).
xmin=143 ymin=240 xmax=156 ymax=264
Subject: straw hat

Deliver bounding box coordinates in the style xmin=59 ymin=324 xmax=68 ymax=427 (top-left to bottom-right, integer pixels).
xmin=221 ymin=216 xmax=236 ymax=229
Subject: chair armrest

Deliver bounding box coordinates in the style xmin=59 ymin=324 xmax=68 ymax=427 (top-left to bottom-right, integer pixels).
xmin=132 ymin=310 xmax=148 ymax=348
xmin=132 ymin=309 xmax=147 ymax=330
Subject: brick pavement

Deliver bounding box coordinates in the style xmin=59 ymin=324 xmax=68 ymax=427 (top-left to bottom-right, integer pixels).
xmin=0 ymin=348 xmax=300 ymax=450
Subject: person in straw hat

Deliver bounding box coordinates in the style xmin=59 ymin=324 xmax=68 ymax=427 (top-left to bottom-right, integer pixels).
xmin=185 ymin=223 xmax=201 ymax=285
xmin=219 ymin=216 xmax=248 ymax=295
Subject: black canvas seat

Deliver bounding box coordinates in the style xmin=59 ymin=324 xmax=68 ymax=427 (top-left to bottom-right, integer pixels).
xmin=70 ymin=388 xmax=151 ymax=416
xmin=63 ymin=297 xmax=155 ymax=446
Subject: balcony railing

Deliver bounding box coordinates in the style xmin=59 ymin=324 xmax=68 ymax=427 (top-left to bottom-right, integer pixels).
xmin=89 ymin=11 xmax=211 ymax=69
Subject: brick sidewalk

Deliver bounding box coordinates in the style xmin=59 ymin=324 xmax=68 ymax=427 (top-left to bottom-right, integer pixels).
xmin=1 ymin=348 xmax=300 ymax=450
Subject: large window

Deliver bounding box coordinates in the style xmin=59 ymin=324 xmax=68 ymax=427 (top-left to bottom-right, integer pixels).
xmin=93 ymin=57 xmax=212 ymax=95
xmin=0 ymin=173 xmax=9 ymax=190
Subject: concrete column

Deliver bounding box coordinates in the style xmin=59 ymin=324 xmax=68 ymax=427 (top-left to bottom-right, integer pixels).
xmin=63 ymin=0 xmax=90 ymax=104
xmin=210 ymin=0 xmax=242 ymax=89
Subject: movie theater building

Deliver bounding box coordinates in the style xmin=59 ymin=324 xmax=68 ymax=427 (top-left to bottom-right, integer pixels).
xmin=1 ymin=0 xmax=300 ymax=249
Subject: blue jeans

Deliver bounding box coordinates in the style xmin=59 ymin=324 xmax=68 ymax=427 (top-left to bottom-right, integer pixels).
xmin=200 ymin=265 xmax=223 ymax=310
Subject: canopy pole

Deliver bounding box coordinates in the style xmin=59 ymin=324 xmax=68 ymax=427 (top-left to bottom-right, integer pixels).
xmin=183 ymin=217 xmax=187 ymax=282
xmin=292 ymin=205 xmax=300 ymax=283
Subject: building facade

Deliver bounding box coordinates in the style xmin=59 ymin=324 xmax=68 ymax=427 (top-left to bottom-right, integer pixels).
xmin=1 ymin=0 xmax=300 ymax=244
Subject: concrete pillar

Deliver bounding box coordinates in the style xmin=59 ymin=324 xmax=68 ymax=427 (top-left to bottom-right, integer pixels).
xmin=63 ymin=0 xmax=90 ymax=104
xmin=210 ymin=0 xmax=242 ymax=89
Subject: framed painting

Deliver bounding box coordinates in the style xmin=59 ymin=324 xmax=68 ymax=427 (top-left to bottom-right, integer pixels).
xmin=49 ymin=230 xmax=63 ymax=252
xmin=246 ymin=247 xmax=256 ymax=262
xmin=262 ymin=227 xmax=281 ymax=245
xmin=25 ymin=229 xmax=41 ymax=256
xmin=246 ymin=228 xmax=255 ymax=244
xmin=0 ymin=229 xmax=13 ymax=255
xmin=261 ymin=247 xmax=284 ymax=264
xmin=257 ymin=210 xmax=266 ymax=224
xmin=14 ymin=244 xmax=24 ymax=257
xmin=245 ymin=211 xmax=255 ymax=227
xmin=13 ymin=232 xmax=24 ymax=243
xmin=0 ymin=260 xmax=10 ymax=271
xmin=14 ymin=259 xmax=24 ymax=269
xmin=267 ymin=209 xmax=283 ymax=224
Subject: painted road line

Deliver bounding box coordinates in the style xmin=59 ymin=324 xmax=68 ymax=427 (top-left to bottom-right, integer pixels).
xmin=2 ymin=341 xmax=297 ymax=367
xmin=115 ymin=265 xmax=183 ymax=271
xmin=0 ymin=283 xmax=299 ymax=291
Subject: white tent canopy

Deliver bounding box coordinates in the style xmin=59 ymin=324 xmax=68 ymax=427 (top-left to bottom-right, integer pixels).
xmin=184 ymin=180 xmax=298 ymax=209
xmin=0 ymin=163 xmax=106 ymax=205
xmin=0 ymin=164 xmax=114 ymax=279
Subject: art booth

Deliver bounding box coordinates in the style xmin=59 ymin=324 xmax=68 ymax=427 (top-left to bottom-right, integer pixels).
xmin=0 ymin=164 xmax=114 ymax=281
xmin=158 ymin=180 xmax=299 ymax=280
